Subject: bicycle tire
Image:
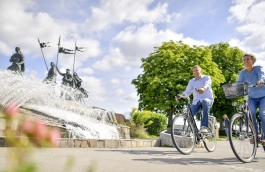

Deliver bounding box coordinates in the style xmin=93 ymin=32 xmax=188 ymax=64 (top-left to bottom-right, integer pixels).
xmin=203 ymin=121 xmax=217 ymax=152
xmin=229 ymin=112 xmax=257 ymax=163
xmin=171 ymin=113 xmax=196 ymax=155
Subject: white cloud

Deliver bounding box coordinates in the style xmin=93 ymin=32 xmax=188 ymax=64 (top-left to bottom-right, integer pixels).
xmin=92 ymin=47 xmax=126 ymax=71
xmin=228 ymin=0 xmax=256 ymax=23
xmin=93 ymin=23 xmax=207 ymax=70
xmin=110 ymin=78 xmax=120 ymax=85
xmin=255 ymin=52 xmax=265 ymax=67
xmin=229 ymin=38 xmax=251 ymax=52
xmin=110 ymin=88 xmax=124 ymax=97
xmin=77 ymin=67 xmax=94 ymax=75
xmin=228 ymin=0 xmax=265 ymax=50
xmin=84 ymin=0 xmax=170 ymax=32
xmin=120 ymin=92 xmax=138 ymax=102
xmin=82 ymin=76 xmax=106 ymax=103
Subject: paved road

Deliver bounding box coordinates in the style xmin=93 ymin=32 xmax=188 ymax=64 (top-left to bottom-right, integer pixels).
xmin=0 ymin=141 xmax=264 ymax=172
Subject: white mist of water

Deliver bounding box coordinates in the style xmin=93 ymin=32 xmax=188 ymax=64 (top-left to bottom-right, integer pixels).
xmin=0 ymin=70 xmax=119 ymax=139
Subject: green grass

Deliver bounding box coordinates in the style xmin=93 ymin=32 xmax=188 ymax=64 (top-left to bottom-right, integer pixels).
xmin=217 ymin=135 xmax=228 ymax=141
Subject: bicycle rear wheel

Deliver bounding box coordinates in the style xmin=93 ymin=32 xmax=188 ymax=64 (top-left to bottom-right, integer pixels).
xmin=203 ymin=121 xmax=217 ymax=152
xmin=171 ymin=113 xmax=196 ymax=155
xmin=229 ymin=112 xmax=257 ymax=163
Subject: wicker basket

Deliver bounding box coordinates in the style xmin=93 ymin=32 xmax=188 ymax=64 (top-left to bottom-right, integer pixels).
xmin=221 ymin=82 xmax=248 ymax=99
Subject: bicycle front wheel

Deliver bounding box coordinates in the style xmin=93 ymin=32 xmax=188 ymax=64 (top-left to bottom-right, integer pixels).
xmin=203 ymin=121 xmax=217 ymax=152
xmin=171 ymin=114 xmax=196 ymax=155
xmin=229 ymin=112 xmax=257 ymax=163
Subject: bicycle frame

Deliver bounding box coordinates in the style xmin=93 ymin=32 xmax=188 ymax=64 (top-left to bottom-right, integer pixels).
xmin=231 ymin=96 xmax=256 ymax=136
xmin=183 ymin=97 xmax=202 ymax=142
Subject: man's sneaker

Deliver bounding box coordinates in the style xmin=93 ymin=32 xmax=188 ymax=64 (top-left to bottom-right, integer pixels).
xmin=200 ymin=126 xmax=208 ymax=133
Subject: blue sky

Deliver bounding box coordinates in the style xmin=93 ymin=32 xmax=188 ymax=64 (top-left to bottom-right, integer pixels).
xmin=0 ymin=0 xmax=265 ymax=118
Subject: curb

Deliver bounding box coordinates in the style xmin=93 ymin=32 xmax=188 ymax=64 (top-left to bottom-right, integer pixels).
xmin=0 ymin=137 xmax=161 ymax=148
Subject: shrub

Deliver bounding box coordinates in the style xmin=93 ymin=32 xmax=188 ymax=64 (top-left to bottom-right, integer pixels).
xmin=132 ymin=110 xmax=167 ymax=136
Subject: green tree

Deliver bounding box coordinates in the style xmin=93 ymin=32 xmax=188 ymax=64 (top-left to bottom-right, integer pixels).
xmin=210 ymin=42 xmax=244 ymax=120
xmin=132 ymin=41 xmax=225 ymax=127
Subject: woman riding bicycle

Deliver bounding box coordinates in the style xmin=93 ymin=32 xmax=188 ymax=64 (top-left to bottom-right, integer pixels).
xmin=176 ymin=65 xmax=214 ymax=133
xmin=237 ymin=54 xmax=265 ymax=143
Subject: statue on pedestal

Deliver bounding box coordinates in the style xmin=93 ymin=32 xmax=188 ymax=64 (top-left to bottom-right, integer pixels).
xmin=7 ymin=47 xmax=25 ymax=74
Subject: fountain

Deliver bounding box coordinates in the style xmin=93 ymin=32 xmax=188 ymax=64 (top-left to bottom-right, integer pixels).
xmin=0 ymin=70 xmax=123 ymax=141
xmin=0 ymin=44 xmax=160 ymax=148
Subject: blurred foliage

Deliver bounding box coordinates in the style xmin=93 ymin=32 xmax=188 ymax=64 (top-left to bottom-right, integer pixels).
xmin=0 ymin=104 xmax=96 ymax=172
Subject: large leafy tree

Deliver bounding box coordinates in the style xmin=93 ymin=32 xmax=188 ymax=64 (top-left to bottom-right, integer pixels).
xmin=210 ymin=42 xmax=244 ymax=120
xmin=132 ymin=41 xmax=225 ymax=126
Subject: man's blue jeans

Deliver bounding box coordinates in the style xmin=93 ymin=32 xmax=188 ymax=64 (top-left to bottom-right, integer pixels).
xmin=190 ymin=99 xmax=213 ymax=128
xmin=248 ymin=96 xmax=265 ymax=139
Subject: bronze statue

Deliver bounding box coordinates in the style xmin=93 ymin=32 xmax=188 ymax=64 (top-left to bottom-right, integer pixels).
xmin=56 ymin=67 xmax=73 ymax=87
xmin=72 ymin=72 xmax=89 ymax=103
xmin=43 ymin=62 xmax=57 ymax=83
xmin=7 ymin=47 xmax=25 ymax=73
xmin=72 ymin=72 xmax=82 ymax=88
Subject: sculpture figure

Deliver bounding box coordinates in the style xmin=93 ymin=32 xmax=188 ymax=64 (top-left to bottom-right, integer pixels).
xmin=43 ymin=62 xmax=57 ymax=83
xmin=72 ymin=72 xmax=89 ymax=103
xmin=72 ymin=72 xmax=82 ymax=89
xmin=56 ymin=68 xmax=73 ymax=87
xmin=7 ymin=47 xmax=25 ymax=73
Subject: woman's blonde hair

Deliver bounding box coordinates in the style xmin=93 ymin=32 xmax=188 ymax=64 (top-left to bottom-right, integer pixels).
xmin=242 ymin=53 xmax=256 ymax=63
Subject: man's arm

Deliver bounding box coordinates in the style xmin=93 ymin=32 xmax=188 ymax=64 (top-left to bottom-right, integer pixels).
xmin=182 ymin=80 xmax=193 ymax=96
xmin=197 ymin=76 xmax=211 ymax=94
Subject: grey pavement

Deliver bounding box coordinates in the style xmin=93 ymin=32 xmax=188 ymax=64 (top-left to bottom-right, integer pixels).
xmin=0 ymin=141 xmax=264 ymax=172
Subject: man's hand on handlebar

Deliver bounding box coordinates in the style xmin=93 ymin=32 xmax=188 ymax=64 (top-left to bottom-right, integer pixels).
xmin=175 ymin=94 xmax=184 ymax=101
xmin=195 ymin=87 xmax=205 ymax=94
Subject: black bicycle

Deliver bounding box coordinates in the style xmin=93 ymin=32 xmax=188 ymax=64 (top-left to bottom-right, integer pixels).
xmin=222 ymin=81 xmax=265 ymax=163
xmin=170 ymin=94 xmax=217 ymax=155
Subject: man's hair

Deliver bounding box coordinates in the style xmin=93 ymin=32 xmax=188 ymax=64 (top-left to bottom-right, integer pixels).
xmin=193 ymin=65 xmax=202 ymax=70
xmin=242 ymin=53 xmax=256 ymax=63
xmin=66 ymin=69 xmax=70 ymax=71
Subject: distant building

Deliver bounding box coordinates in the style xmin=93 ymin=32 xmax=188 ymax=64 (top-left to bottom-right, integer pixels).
xmin=115 ymin=113 xmax=126 ymax=124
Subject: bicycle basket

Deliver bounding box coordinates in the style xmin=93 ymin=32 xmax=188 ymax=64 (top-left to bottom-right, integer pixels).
xmin=221 ymin=82 xmax=248 ymax=99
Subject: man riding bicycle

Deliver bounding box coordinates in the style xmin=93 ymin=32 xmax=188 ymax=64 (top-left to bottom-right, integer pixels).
xmin=176 ymin=65 xmax=214 ymax=133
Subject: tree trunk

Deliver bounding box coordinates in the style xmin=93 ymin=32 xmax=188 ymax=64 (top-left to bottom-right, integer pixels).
xmin=167 ymin=106 xmax=175 ymax=127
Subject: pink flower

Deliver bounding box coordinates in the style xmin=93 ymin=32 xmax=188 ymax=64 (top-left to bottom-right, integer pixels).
xmin=34 ymin=122 xmax=49 ymax=145
xmin=48 ymin=128 xmax=61 ymax=147
xmin=4 ymin=102 xmax=19 ymax=118
xmin=21 ymin=119 xmax=35 ymax=135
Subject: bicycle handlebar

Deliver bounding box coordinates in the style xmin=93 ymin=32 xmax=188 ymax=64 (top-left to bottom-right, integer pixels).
xmin=248 ymin=83 xmax=264 ymax=88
